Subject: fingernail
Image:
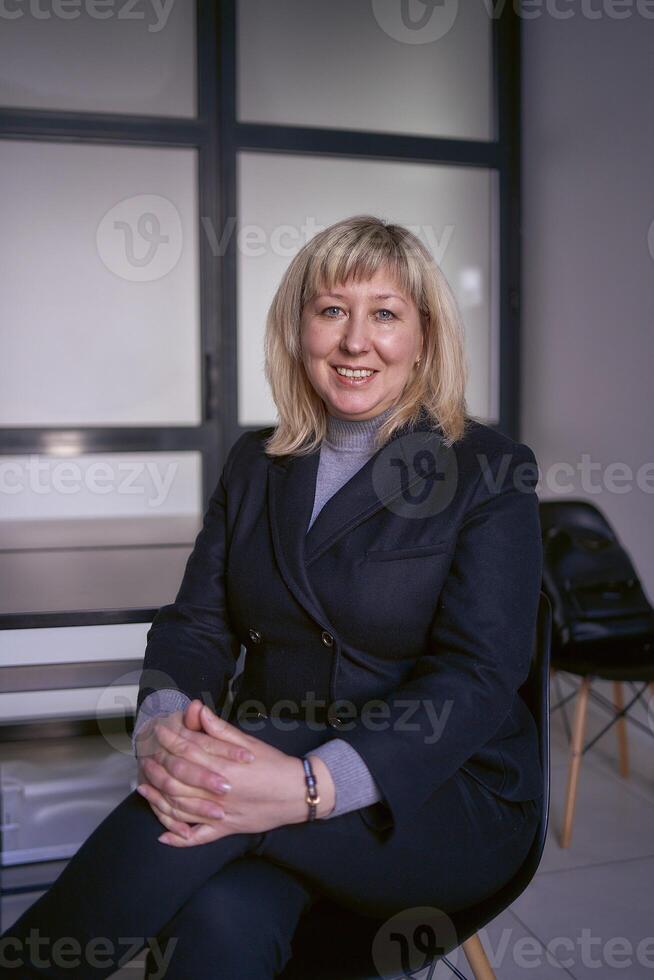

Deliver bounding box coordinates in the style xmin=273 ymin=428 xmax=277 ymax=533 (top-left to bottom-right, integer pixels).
xmin=208 ymin=806 xmax=224 ymax=819
xmin=241 ymin=751 xmax=255 ymax=762
xmin=136 ymin=785 xmax=148 ymax=797
xmin=211 ymin=777 xmax=231 ymax=792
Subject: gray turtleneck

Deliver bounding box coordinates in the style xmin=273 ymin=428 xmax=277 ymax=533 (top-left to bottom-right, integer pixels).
xmin=132 ymin=407 xmax=392 ymax=819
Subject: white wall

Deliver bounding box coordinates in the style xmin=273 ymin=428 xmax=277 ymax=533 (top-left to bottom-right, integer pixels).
xmin=521 ymin=9 xmax=654 ymax=600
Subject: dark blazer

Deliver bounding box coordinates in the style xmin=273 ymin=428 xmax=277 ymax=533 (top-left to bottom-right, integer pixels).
xmin=136 ymin=408 xmax=544 ymax=843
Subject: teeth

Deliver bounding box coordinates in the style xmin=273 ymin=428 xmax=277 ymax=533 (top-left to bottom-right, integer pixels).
xmin=335 ymin=367 xmax=375 ymax=378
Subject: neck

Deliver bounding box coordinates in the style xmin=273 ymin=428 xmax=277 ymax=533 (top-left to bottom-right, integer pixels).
xmin=324 ymin=405 xmax=395 ymax=451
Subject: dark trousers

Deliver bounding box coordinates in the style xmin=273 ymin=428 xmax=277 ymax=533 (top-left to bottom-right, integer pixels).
xmin=1 ymin=723 xmax=539 ymax=979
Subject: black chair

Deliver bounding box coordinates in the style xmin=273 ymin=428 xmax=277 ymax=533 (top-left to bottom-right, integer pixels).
xmin=279 ymin=592 xmax=552 ymax=980
xmin=539 ymin=499 xmax=654 ymax=847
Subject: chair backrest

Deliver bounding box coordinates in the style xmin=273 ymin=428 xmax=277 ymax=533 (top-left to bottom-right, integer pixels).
xmin=539 ymin=499 xmax=654 ymax=652
xmin=539 ymin=498 xmax=616 ymax=539
xmin=449 ymin=590 xmax=552 ymax=944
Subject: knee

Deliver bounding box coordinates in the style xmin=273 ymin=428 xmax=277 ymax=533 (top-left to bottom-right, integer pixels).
xmin=161 ymin=878 xmax=293 ymax=974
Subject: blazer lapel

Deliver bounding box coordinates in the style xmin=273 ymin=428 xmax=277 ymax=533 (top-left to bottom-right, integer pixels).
xmin=267 ymin=447 xmax=329 ymax=627
xmin=267 ymin=410 xmax=444 ymax=626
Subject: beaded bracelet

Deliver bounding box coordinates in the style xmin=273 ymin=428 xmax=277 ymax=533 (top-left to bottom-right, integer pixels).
xmin=301 ymin=756 xmax=320 ymax=821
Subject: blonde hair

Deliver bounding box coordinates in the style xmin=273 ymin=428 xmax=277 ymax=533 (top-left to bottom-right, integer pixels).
xmin=263 ymin=214 xmax=473 ymax=456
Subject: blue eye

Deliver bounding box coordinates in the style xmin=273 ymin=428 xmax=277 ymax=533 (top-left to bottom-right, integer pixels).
xmin=319 ymin=306 xmax=395 ymax=320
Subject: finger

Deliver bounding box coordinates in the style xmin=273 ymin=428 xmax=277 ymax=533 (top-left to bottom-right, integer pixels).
xmin=135 ymin=710 xmax=187 ymax=763
xmin=134 ymin=720 xmax=164 ymax=761
xmin=185 ymin=822 xmax=226 ymax=844
xmin=141 ymin=754 xmax=232 ymax=801
xmin=184 ymin=699 xmax=204 ymax=732
xmin=159 ymin=823 xmax=224 ymax=847
xmin=158 ymin=831 xmax=191 ymax=847
xmin=168 ymin=723 xmax=256 ymax=764
xmin=148 ymin=799 xmax=193 ymax=839
xmin=154 ymin=724 xmax=236 ymax=782
xmin=137 ymin=781 xmax=198 ymax=823
xmin=137 ymin=783 xmax=225 ymax=824
xmin=142 ymin=768 xmax=223 ymax=805
xmin=200 ymin=705 xmax=255 ymax=751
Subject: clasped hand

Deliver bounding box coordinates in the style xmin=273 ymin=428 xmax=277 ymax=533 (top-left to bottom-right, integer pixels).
xmin=134 ymin=700 xmax=308 ymax=847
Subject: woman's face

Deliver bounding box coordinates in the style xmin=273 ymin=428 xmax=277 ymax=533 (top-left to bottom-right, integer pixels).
xmin=300 ymin=265 xmax=424 ymax=421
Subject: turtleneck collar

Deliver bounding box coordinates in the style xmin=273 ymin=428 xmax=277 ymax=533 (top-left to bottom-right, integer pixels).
xmin=324 ymin=404 xmax=395 ymax=452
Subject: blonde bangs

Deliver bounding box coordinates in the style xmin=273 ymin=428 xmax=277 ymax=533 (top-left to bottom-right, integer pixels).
xmin=301 ymin=222 xmax=427 ymax=319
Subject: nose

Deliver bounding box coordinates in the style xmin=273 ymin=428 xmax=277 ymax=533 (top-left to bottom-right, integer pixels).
xmin=339 ymin=304 xmax=372 ymax=355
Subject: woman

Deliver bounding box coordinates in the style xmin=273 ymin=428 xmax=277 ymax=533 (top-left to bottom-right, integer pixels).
xmin=2 ymin=215 xmax=543 ymax=978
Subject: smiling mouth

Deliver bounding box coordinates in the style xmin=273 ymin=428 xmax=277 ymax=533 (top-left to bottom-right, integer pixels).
xmin=332 ymin=365 xmax=378 ymax=379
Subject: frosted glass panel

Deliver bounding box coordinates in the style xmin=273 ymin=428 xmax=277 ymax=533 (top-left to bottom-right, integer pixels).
xmin=0 ymin=451 xmax=203 ymax=617
xmin=237 ymin=152 xmax=498 ymax=426
xmin=0 ymin=452 xmax=202 ymax=524
xmin=0 ymin=141 xmax=201 ymax=427
xmin=238 ymin=0 xmax=492 ymax=140
xmin=0 ymin=624 xmax=152 ymax=667
xmin=0 ymin=0 xmax=195 ymax=117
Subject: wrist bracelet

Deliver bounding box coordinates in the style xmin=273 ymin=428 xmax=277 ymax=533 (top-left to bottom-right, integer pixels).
xmin=301 ymin=755 xmax=320 ymax=821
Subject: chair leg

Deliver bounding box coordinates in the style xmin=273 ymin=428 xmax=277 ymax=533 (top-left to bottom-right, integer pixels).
xmin=462 ymin=933 xmax=496 ymax=980
xmin=560 ymin=675 xmax=591 ymax=848
xmin=612 ymin=680 xmax=630 ymax=778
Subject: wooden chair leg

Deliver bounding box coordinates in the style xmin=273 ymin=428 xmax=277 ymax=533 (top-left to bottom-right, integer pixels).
xmin=560 ymin=675 xmax=591 ymax=848
xmin=612 ymin=680 xmax=629 ymax=778
xmin=462 ymin=933 xmax=496 ymax=980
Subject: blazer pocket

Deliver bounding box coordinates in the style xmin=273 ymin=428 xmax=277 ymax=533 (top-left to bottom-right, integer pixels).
xmin=365 ymin=542 xmax=453 ymax=562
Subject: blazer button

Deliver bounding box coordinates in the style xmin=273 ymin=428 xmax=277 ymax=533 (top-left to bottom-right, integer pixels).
xmin=321 ymin=630 xmax=334 ymax=648
xmin=248 ymin=628 xmax=262 ymax=644
xmin=328 ymin=716 xmax=344 ymax=729
xmin=255 ymin=709 xmax=268 ymax=720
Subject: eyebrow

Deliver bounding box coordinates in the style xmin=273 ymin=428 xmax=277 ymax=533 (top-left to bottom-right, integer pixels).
xmin=314 ymin=291 xmax=408 ymax=305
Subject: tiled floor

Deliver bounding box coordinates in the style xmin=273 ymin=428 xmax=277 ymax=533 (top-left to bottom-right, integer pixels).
xmin=468 ymin=674 xmax=654 ymax=979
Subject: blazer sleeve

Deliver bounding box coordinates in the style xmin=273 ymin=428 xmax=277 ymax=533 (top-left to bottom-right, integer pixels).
xmin=333 ymin=442 xmax=543 ymax=839
xmin=134 ymin=435 xmax=247 ymax=718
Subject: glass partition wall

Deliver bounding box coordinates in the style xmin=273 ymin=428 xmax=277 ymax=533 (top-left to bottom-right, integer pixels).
xmin=0 ymin=0 xmax=217 ymax=648
xmin=0 ymin=0 xmax=521 ymax=639
xmin=229 ymin=0 xmax=520 ymax=435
